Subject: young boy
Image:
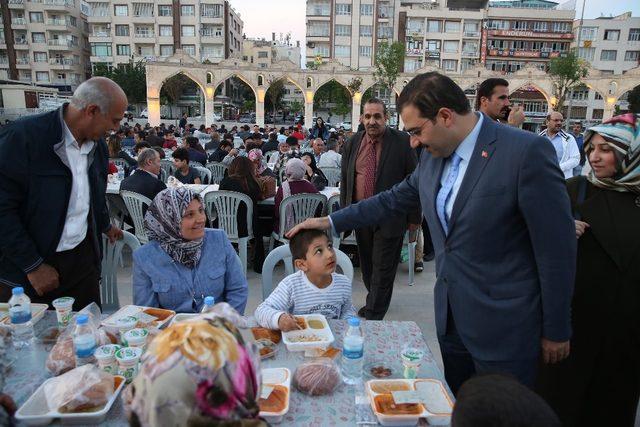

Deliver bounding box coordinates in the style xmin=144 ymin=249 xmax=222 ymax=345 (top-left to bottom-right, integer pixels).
xmin=172 ymin=147 xmax=201 ymax=184
xmin=255 ymin=229 xmax=356 ymax=331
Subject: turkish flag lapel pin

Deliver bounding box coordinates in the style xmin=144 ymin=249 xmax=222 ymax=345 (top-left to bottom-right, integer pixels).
xmin=481 ymin=150 xmax=488 ymax=158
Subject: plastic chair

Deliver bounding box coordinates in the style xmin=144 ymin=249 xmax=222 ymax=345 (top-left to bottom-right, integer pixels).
xmin=100 ymin=231 xmax=141 ymax=313
xmin=269 ymin=193 xmax=327 ymax=251
xmin=261 ymin=244 xmax=353 ymax=301
xmin=404 ymin=231 xmax=417 ymax=287
xmin=264 ymin=151 xmax=278 ymax=164
xmin=106 ymin=193 xmax=128 ymax=229
xmin=112 ymin=158 xmax=128 ymax=170
xmin=204 ymin=191 xmax=253 ymax=276
xmin=320 ymin=166 xmax=341 ymax=187
xmin=194 ymin=166 xmax=212 ymax=184
xmin=120 ymin=190 xmax=152 ymax=244
xmin=326 ymin=194 xmax=342 ymax=249
xmin=160 ymin=159 xmax=174 ymax=182
xmin=205 ymin=162 xmax=227 ymax=185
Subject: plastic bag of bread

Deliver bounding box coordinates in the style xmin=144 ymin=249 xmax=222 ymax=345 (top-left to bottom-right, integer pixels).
xmin=44 ymin=364 xmax=115 ymax=413
xmin=293 ymin=358 xmax=341 ymax=396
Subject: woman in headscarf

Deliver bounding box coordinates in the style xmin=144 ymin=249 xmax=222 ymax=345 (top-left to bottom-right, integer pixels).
xmin=536 ymin=113 xmax=640 ymax=427
xmin=247 ymin=148 xmax=276 ymax=179
xmin=273 ymin=158 xmax=319 ymax=234
xmin=125 ymin=315 xmax=267 ymax=427
xmin=132 ymin=187 xmax=248 ymax=314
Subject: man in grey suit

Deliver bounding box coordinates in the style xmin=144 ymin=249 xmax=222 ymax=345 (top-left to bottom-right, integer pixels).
xmin=288 ymin=72 xmax=576 ymax=393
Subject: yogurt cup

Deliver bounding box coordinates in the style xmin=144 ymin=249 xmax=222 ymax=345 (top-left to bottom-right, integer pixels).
xmin=400 ymin=346 xmax=425 ymax=379
xmin=122 ymin=328 xmax=149 ymax=350
xmin=95 ymin=344 xmax=121 ymax=374
xmin=116 ymin=316 xmax=138 ymax=343
xmin=115 ymin=347 xmax=143 ymax=383
xmin=52 ymin=297 xmax=75 ymax=329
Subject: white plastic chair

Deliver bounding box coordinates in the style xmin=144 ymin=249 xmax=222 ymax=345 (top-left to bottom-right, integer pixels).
xmin=264 ymin=150 xmax=278 ymax=164
xmin=327 ymin=194 xmax=342 ymax=249
xmin=204 ymin=191 xmax=253 ymax=276
xmin=320 ymin=166 xmax=341 ymax=187
xmin=404 ymin=231 xmax=417 ymax=286
xmin=269 ymin=193 xmax=327 ymax=251
xmin=101 ymin=231 xmax=140 ymax=313
xmin=120 ymin=190 xmax=152 ymax=244
xmin=112 ymin=158 xmax=128 ymax=170
xmin=160 ymin=159 xmax=175 ymax=182
xmin=194 ymin=166 xmax=212 ymax=184
xmin=205 ymin=162 xmax=227 ymax=184
xmin=261 ymin=244 xmax=353 ymax=301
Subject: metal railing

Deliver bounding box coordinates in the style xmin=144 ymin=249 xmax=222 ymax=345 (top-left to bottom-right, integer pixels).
xmin=49 ymin=57 xmax=79 ymax=65
xmin=43 ymin=0 xmax=75 ymax=6
xmin=11 ymin=18 xmax=27 ymax=25
xmin=47 ymin=39 xmax=75 ymax=47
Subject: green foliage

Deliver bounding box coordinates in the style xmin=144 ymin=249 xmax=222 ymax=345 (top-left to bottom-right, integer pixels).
xmin=314 ymin=80 xmax=351 ymax=116
xmin=627 ymin=85 xmax=640 ymax=114
xmin=373 ymin=42 xmax=405 ymax=92
xmin=160 ymin=74 xmax=193 ymax=104
xmin=265 ymin=79 xmax=286 ymax=115
xmin=242 ymin=99 xmax=255 ymax=112
xmin=289 ymin=100 xmax=304 ymax=115
xmin=92 ymin=60 xmax=147 ymax=104
xmin=548 ymin=52 xmax=589 ymax=112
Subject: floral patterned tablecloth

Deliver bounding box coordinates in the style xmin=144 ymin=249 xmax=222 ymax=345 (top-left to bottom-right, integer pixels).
xmin=5 ymin=312 xmax=450 ymax=426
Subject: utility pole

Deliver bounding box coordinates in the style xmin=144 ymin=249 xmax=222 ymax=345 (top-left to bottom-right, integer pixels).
xmin=565 ymin=0 xmax=586 ymax=130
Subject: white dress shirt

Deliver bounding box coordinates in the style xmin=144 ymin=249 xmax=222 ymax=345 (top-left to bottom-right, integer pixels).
xmin=318 ymin=150 xmax=342 ymax=168
xmin=56 ymin=122 xmax=94 ymax=252
xmin=439 ymin=113 xmax=484 ymax=220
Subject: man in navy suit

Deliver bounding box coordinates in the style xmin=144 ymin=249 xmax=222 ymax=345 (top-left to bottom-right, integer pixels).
xmin=287 ymin=72 xmax=576 ymax=393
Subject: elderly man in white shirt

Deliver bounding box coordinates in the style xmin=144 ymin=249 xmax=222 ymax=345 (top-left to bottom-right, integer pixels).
xmin=317 ymin=138 xmax=342 ymax=168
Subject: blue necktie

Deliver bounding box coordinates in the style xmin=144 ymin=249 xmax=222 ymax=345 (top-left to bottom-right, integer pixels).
xmin=436 ymin=153 xmax=462 ymax=235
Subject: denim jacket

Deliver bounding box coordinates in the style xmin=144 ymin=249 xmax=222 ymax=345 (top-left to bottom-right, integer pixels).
xmin=132 ymin=229 xmax=248 ymax=314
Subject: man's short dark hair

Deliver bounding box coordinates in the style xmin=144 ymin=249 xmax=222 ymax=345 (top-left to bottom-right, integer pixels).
xmin=452 ymin=375 xmax=561 ymax=427
xmin=133 ymin=141 xmax=151 ymax=154
xmin=364 ymin=97 xmax=387 ymax=115
xmin=475 ymin=78 xmax=509 ymax=110
xmin=172 ymin=147 xmax=190 ymax=162
xmin=290 ymin=229 xmax=329 ymax=261
xmin=285 ymin=136 xmax=298 ymax=146
xmin=397 ymin=72 xmax=470 ymax=120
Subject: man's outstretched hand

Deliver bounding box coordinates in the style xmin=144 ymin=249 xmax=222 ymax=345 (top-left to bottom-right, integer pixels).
xmin=285 ymin=217 xmax=332 ymax=239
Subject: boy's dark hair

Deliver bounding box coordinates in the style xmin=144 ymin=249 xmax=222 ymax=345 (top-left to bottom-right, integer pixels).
xmin=172 ymin=147 xmax=190 ymax=162
xmin=285 ymin=136 xmax=298 ymax=145
xmin=397 ymin=72 xmax=470 ymax=120
xmin=290 ymin=229 xmax=328 ymax=261
xmin=452 ymin=374 xmax=561 ymax=427
xmin=475 ymin=78 xmax=509 ymax=110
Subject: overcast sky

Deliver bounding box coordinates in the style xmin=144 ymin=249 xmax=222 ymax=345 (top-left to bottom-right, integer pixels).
xmin=229 ymin=0 xmax=640 ymax=66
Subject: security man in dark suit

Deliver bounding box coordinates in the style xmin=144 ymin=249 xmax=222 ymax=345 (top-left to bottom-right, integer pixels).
xmin=120 ymin=147 xmax=166 ymax=202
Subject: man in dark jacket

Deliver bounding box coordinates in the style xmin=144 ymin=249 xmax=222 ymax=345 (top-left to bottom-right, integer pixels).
xmin=145 ymin=129 xmax=163 ymax=147
xmin=208 ymin=140 xmax=232 ymax=163
xmin=120 ymin=148 xmax=166 ymax=202
xmin=0 ymin=77 xmax=125 ymax=309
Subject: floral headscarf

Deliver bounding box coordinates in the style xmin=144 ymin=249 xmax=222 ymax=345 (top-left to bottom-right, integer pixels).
xmin=144 ymin=187 xmax=204 ymax=268
xmin=125 ymin=316 xmax=265 ymax=427
xmin=247 ymin=148 xmax=266 ymax=175
xmin=584 ymin=113 xmax=640 ymax=194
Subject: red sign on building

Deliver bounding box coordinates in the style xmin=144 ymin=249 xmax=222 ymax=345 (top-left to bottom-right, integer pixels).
xmin=487 ymin=30 xmax=574 ymax=40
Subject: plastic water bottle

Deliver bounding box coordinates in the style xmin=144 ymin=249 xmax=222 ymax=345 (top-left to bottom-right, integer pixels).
xmin=201 ymin=296 xmax=215 ymax=313
xmin=342 ymin=317 xmax=364 ymax=384
xmin=117 ymin=165 xmax=124 ymax=181
xmin=9 ymin=287 xmax=34 ymax=349
xmin=73 ymin=314 xmax=97 ymax=366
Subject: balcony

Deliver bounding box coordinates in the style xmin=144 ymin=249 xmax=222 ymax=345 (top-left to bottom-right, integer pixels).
xmin=462 ymin=49 xmax=479 ymax=57
xmin=407 ymin=28 xmax=424 ymax=37
xmin=405 ymin=48 xmax=424 ymax=56
xmin=8 ymin=0 xmax=25 ymax=7
xmin=463 ymin=31 xmax=480 ymax=38
xmin=49 ymin=57 xmax=79 ymax=68
xmin=0 ymin=58 xmax=9 ymax=66
xmin=134 ymin=32 xmax=155 ymax=38
xmin=11 ymin=18 xmax=27 ymax=26
xmin=48 ymin=39 xmax=76 ymax=49
xmin=43 ymin=0 xmax=75 ymax=10
xmin=16 ymin=57 xmax=29 ymax=64
xmin=90 ymin=31 xmax=110 ymax=38
xmin=47 ymin=18 xmax=72 ymax=28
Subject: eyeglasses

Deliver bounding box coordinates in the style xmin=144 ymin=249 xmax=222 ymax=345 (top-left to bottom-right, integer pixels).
xmin=404 ymin=120 xmax=431 ymax=137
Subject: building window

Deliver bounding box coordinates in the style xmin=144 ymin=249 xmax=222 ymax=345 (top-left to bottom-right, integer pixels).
xmin=32 ymin=32 xmax=45 ymax=43
xmin=313 ymin=44 xmax=330 ymax=57
xmin=579 ymin=26 xmax=597 ymax=41
xmin=159 ymin=25 xmax=172 ymax=36
xmin=360 ymin=4 xmax=373 ymax=15
xmin=629 ymin=28 xmax=640 ymax=41
xmin=532 ymin=21 xmax=548 ymax=32
xmin=443 ymin=40 xmax=458 ymax=53
xmin=335 ymin=3 xmax=351 ymax=15
xmin=577 ymin=47 xmax=595 ymax=61
xmin=200 ymin=3 xmax=222 ymax=18
xmin=158 ymin=5 xmax=172 ymax=16
xmin=181 ymin=26 xmax=196 ymax=37
xmin=594 ymin=92 xmax=603 ymax=100
xmin=592 ymin=109 xmax=603 ymax=120
xmin=181 ymin=5 xmax=195 ymax=16
xmin=378 ymin=24 xmax=393 ymax=39
xmin=259 ymin=63 xmax=268 ymax=68
xmin=160 ymin=45 xmax=173 ymax=56
xmin=36 ymin=71 xmax=49 ymax=82
xmin=444 ymin=21 xmax=460 ymax=33
xmin=359 ymin=46 xmax=372 ymax=57
xmin=116 ymin=45 xmax=131 ymax=56
xmin=427 ymin=20 xmax=442 ymax=33
xmin=29 ymin=12 xmax=44 ymax=23
xmin=600 ymin=50 xmax=617 ymax=61
xmin=114 ymin=5 xmax=128 ymax=16
xmin=603 ymin=30 xmax=620 ymax=41
xmin=512 ymin=21 xmax=527 ymax=30
xmin=624 ymin=50 xmax=640 ymax=61
xmin=463 ymin=21 xmax=480 ymax=36
xmin=135 ymin=26 xmax=153 ymax=37
xmin=115 ymin=25 xmax=129 ymax=36
xmin=426 ymin=39 xmax=441 ymax=53
xmin=360 ymin=25 xmax=372 ymax=37
xmin=33 ymin=52 xmax=47 ymax=62
xmin=335 ymin=45 xmax=350 ymax=57
xmin=307 ymin=1 xmax=330 ymax=16
xmin=182 ymin=45 xmax=196 ymax=55
xmin=552 ymin=22 xmax=570 ymax=33
xmin=91 ymin=42 xmax=112 ymax=56
xmin=258 ymin=51 xmax=268 ymax=58
xmin=335 ymin=25 xmax=351 ymax=37
xmin=488 ymin=20 xmax=508 ymax=30
xmin=442 ymin=59 xmax=458 ymax=71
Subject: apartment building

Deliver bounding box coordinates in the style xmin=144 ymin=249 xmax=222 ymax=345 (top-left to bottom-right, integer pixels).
xmin=85 ymin=0 xmax=243 ymax=68
xmin=399 ymin=0 xmax=483 ymax=73
xmin=0 ymin=0 xmax=90 ymax=93
xmin=483 ymin=0 xmax=575 ymax=73
xmin=305 ymin=0 xmax=402 ymax=70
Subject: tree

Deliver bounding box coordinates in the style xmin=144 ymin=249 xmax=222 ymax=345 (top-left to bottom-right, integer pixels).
xmin=627 ymin=85 xmax=640 ymax=114
xmin=242 ymin=99 xmax=255 ymax=113
xmin=372 ymin=41 xmax=405 ymax=103
xmin=314 ymin=80 xmax=351 ymax=120
xmin=92 ymin=59 xmax=147 ymax=104
xmin=548 ymin=52 xmax=589 ymax=112
xmin=265 ymin=79 xmax=286 ymax=117
xmin=289 ymin=100 xmax=303 ymax=115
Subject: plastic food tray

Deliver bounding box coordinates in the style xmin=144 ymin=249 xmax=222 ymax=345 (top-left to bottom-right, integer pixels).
xmin=259 ymin=367 xmax=291 ymax=424
xmin=366 ymin=378 xmax=453 ymax=426
xmin=0 ymin=303 xmax=49 ymax=328
xmin=101 ymin=305 xmax=175 ymax=333
xmin=169 ymin=313 xmax=201 ymax=325
xmin=282 ymin=314 xmax=334 ymax=352
xmin=15 ymin=375 xmax=126 ymax=426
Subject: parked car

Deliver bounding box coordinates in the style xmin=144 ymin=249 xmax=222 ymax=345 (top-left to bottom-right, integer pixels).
xmin=338 ymin=121 xmax=352 ymax=131
xmin=139 ymin=108 xmax=148 ymax=118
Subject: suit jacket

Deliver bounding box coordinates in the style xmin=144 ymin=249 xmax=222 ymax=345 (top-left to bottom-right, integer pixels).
xmin=331 ymin=115 xmax=576 ymax=361
xmin=339 ymin=127 xmax=420 ymax=238
xmin=120 ymin=169 xmax=166 ymax=202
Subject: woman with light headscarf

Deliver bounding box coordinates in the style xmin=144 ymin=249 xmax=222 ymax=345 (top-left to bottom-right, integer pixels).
xmin=125 ymin=315 xmax=267 ymax=427
xmin=536 ymin=114 xmax=640 ymax=427
xmin=132 ymin=187 xmax=248 ymax=314
xmin=273 ymin=158 xmax=319 ymax=234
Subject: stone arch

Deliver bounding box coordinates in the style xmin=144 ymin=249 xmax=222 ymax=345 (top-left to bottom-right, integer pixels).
xmin=265 ymin=74 xmax=306 ymax=94
xmin=314 ymin=78 xmax=353 ymax=125
xmin=315 ymin=76 xmax=352 ymax=94
xmin=159 ymin=69 xmax=207 ymax=98
xmin=213 ymin=73 xmax=258 ymax=99
xmin=509 ymin=81 xmax=553 ymax=108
